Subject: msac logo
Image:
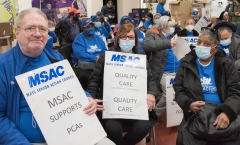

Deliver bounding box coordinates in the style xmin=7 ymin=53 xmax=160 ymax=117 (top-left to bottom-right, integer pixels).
xmin=28 ymin=66 xmax=65 ymax=88
xmin=111 ymin=54 xmax=140 ymax=63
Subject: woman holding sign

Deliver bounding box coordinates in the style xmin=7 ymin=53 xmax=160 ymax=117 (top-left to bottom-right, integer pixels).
xmin=173 ymin=28 xmax=240 ymax=145
xmin=87 ymin=23 xmax=158 ymax=145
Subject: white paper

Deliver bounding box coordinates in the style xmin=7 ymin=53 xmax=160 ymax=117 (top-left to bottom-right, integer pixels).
xmin=166 ymin=75 xmax=183 ymax=127
xmin=194 ymin=16 xmax=211 ymax=33
xmin=202 ymin=8 xmax=211 ymax=18
xmin=103 ymin=51 xmax=148 ymax=120
xmin=15 ymin=60 xmax=106 ymax=145
xmin=180 ymin=37 xmax=199 ymax=45
xmin=172 ymin=37 xmax=191 ymax=60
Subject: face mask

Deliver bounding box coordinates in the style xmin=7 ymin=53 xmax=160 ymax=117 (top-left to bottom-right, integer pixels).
xmin=100 ymin=18 xmax=104 ymax=22
xmin=195 ymin=45 xmax=213 ymax=60
xmin=134 ymin=20 xmax=140 ymax=26
xmin=185 ymin=25 xmax=194 ymax=32
xmin=145 ymin=18 xmax=149 ymax=22
xmin=119 ymin=39 xmax=135 ymax=52
xmin=167 ymin=27 xmax=175 ymax=36
xmin=73 ymin=15 xmax=79 ymax=21
xmin=94 ymin=22 xmax=101 ymax=28
xmin=220 ymin=39 xmax=231 ymax=46
xmin=86 ymin=28 xmax=94 ymax=36
xmin=154 ymin=19 xmax=159 ymax=24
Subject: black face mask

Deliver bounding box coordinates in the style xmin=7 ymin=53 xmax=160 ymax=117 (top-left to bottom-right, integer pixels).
xmin=100 ymin=18 xmax=104 ymax=22
xmin=73 ymin=15 xmax=79 ymax=21
xmin=238 ymin=0 xmax=240 ymax=3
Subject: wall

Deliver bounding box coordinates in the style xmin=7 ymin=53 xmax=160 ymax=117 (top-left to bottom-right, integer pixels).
xmin=117 ymin=0 xmax=141 ymax=23
xmin=18 ymin=0 xmax=32 ymax=12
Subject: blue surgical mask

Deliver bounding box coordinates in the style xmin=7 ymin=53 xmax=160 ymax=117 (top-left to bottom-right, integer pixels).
xmin=86 ymin=28 xmax=94 ymax=36
xmin=134 ymin=20 xmax=140 ymax=26
xmin=195 ymin=45 xmax=213 ymax=60
xmin=154 ymin=19 xmax=159 ymax=24
xmin=94 ymin=22 xmax=101 ymax=28
xmin=145 ymin=18 xmax=149 ymax=22
xmin=220 ymin=39 xmax=231 ymax=46
xmin=119 ymin=39 xmax=135 ymax=52
xmin=167 ymin=27 xmax=175 ymax=36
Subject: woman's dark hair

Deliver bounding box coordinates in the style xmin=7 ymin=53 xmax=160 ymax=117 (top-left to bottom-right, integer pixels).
xmin=213 ymin=22 xmax=233 ymax=32
xmin=146 ymin=12 xmax=154 ymax=24
xmin=116 ymin=23 xmax=139 ymax=53
xmin=218 ymin=11 xmax=226 ymax=21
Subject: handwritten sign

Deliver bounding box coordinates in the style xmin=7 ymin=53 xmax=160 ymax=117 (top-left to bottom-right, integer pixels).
xmin=103 ymin=51 xmax=148 ymax=120
xmin=15 ymin=60 xmax=106 ymax=145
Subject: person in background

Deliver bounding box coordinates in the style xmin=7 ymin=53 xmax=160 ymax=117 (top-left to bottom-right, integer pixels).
xmin=144 ymin=12 xmax=154 ymax=30
xmin=153 ymin=13 xmax=161 ymax=25
xmin=72 ymin=0 xmax=87 ymax=17
xmin=91 ymin=15 xmax=109 ymax=48
xmin=132 ymin=10 xmax=141 ymax=27
xmin=0 ymin=7 xmax=110 ymax=145
xmin=225 ymin=0 xmax=234 ymax=12
xmin=214 ymin=22 xmax=240 ymax=69
xmin=101 ymin=0 xmax=115 ymax=24
xmin=173 ymin=28 xmax=240 ymax=145
xmin=217 ymin=11 xmax=233 ymax=24
xmin=119 ymin=16 xmax=145 ymax=54
xmin=178 ymin=18 xmax=199 ymax=37
xmin=96 ymin=11 xmax=115 ymax=40
xmin=156 ymin=0 xmax=169 ymax=16
xmin=192 ymin=9 xmax=200 ymax=23
xmin=45 ymin=31 xmax=58 ymax=49
xmin=143 ymin=16 xmax=178 ymax=121
xmin=55 ymin=8 xmax=81 ymax=46
xmin=229 ymin=0 xmax=240 ymax=26
xmin=87 ymin=23 xmax=157 ymax=145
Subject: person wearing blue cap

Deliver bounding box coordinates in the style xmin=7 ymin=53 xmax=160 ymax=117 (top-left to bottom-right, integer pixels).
xmin=192 ymin=9 xmax=200 ymax=23
xmin=91 ymin=15 xmax=109 ymax=48
xmin=119 ymin=16 xmax=146 ymax=54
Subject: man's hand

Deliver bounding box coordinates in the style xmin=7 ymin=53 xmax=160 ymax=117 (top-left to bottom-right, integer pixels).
xmin=83 ymin=97 xmax=97 ymax=115
xmin=95 ymin=99 xmax=105 ymax=111
xmin=170 ymin=40 xmax=177 ymax=48
xmin=147 ymin=94 xmax=156 ymax=111
xmin=213 ymin=112 xmax=230 ymax=129
xmin=189 ymin=101 xmax=205 ymax=114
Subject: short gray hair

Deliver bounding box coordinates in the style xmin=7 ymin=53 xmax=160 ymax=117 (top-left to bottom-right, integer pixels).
xmin=200 ymin=29 xmax=219 ymax=45
xmin=17 ymin=8 xmax=48 ymax=28
xmin=218 ymin=27 xmax=232 ymax=34
xmin=155 ymin=16 xmax=175 ymax=30
xmin=154 ymin=13 xmax=161 ymax=18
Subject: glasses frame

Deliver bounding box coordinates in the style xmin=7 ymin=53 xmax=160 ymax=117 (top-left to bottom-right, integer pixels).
xmin=18 ymin=26 xmax=49 ymax=35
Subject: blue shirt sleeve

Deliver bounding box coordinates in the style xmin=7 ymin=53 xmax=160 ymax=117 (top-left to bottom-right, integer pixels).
xmin=84 ymin=90 xmax=92 ymax=97
xmin=107 ymin=23 xmax=112 ymax=33
xmin=72 ymin=34 xmax=97 ymax=62
xmin=48 ymin=31 xmax=57 ymax=43
xmin=156 ymin=3 xmax=168 ymax=16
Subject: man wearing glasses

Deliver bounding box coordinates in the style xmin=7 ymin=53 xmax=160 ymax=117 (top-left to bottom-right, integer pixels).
xmin=101 ymin=0 xmax=115 ymax=24
xmin=0 ymin=8 xmax=103 ymax=145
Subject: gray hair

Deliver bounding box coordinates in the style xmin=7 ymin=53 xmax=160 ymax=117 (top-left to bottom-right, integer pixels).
xmin=17 ymin=8 xmax=48 ymax=28
xmin=184 ymin=18 xmax=195 ymax=25
xmin=155 ymin=16 xmax=175 ymax=30
xmin=218 ymin=27 xmax=232 ymax=34
xmin=154 ymin=13 xmax=161 ymax=18
xmin=200 ymin=29 xmax=219 ymax=45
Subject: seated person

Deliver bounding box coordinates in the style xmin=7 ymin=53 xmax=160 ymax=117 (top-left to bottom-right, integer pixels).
xmin=178 ymin=18 xmax=199 ymax=37
xmin=45 ymin=31 xmax=57 ymax=49
xmin=0 ymin=7 xmax=107 ymax=145
xmin=217 ymin=11 xmax=233 ymax=24
xmin=173 ymin=28 xmax=240 ymax=145
xmin=71 ymin=19 xmax=107 ymax=65
xmin=214 ymin=22 xmax=240 ymax=69
xmin=192 ymin=9 xmax=200 ymax=23
xmin=156 ymin=0 xmax=169 ymax=16
xmin=144 ymin=13 xmax=154 ymax=30
xmin=153 ymin=13 xmax=161 ymax=27
xmin=91 ymin=15 xmax=109 ymax=47
xmin=87 ymin=23 xmax=157 ymax=145
xmin=119 ymin=16 xmax=145 ymax=54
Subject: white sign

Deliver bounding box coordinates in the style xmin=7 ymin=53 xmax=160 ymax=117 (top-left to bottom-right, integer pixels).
xmin=194 ymin=16 xmax=212 ymax=33
xmin=181 ymin=37 xmax=199 ymax=45
xmin=103 ymin=51 xmax=148 ymax=120
xmin=172 ymin=37 xmax=191 ymax=60
xmin=166 ymin=75 xmax=183 ymax=127
xmin=15 ymin=60 xmax=106 ymax=145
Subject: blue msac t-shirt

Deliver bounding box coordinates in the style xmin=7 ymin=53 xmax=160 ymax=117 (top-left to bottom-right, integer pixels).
xmin=164 ymin=36 xmax=180 ymax=72
xmin=187 ymin=31 xmax=193 ymax=36
xmin=19 ymin=51 xmax=51 ymax=143
xmin=219 ymin=44 xmax=232 ymax=59
xmin=196 ymin=57 xmax=221 ymax=104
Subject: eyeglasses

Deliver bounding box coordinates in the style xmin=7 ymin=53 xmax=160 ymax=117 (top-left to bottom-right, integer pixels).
xmin=18 ymin=26 xmax=49 ymax=35
xmin=120 ymin=35 xmax=135 ymax=40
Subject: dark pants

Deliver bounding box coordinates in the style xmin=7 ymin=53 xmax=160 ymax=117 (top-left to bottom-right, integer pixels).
xmin=72 ymin=67 xmax=92 ymax=90
xmin=104 ymin=119 xmax=150 ymax=145
xmin=176 ymin=129 xmax=240 ymax=145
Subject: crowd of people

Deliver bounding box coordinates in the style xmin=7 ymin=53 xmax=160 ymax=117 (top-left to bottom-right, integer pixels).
xmin=1 ymin=0 xmax=240 ymax=145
